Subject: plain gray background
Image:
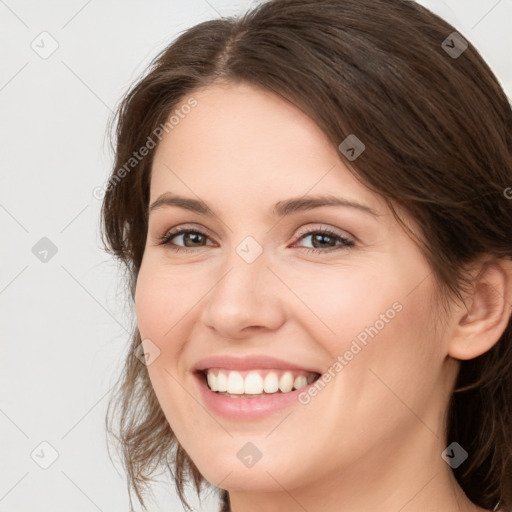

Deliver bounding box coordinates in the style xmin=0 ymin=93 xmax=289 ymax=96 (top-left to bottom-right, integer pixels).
xmin=1 ymin=1 xmax=511 ymax=511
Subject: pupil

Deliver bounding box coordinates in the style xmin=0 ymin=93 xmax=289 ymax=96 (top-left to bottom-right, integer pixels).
xmin=313 ymin=233 xmax=333 ymax=248
xmin=185 ymin=233 xmax=204 ymax=246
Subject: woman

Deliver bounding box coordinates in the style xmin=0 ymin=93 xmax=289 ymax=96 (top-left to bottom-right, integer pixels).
xmin=101 ymin=1 xmax=512 ymax=511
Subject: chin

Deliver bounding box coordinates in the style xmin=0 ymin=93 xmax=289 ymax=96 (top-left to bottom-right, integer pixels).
xmin=202 ymin=466 xmax=298 ymax=493
xmin=189 ymin=446 xmax=310 ymax=493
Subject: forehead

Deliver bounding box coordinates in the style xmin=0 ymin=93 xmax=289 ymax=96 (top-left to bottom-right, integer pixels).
xmin=149 ymin=82 xmax=387 ymax=217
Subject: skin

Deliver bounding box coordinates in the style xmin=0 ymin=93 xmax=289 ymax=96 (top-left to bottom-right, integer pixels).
xmin=135 ymin=82 xmax=512 ymax=512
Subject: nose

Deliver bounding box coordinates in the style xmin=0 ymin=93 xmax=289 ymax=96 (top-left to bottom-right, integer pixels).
xmin=199 ymin=248 xmax=287 ymax=340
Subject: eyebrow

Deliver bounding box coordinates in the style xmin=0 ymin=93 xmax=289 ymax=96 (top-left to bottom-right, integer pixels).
xmin=148 ymin=192 xmax=379 ymax=218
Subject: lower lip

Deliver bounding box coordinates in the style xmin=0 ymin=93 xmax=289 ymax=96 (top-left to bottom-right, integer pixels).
xmin=194 ymin=372 xmax=315 ymax=420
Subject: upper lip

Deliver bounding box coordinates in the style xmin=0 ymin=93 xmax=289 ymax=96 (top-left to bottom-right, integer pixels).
xmin=193 ymin=355 xmax=321 ymax=374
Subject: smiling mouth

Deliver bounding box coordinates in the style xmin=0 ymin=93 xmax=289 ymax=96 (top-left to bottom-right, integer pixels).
xmin=199 ymin=368 xmax=321 ymax=397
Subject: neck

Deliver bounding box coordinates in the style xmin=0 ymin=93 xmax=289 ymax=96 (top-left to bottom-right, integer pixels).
xmin=225 ymin=424 xmax=489 ymax=512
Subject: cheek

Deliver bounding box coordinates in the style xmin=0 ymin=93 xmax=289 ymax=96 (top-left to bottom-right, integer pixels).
xmin=329 ymin=274 xmax=444 ymax=432
xmin=134 ymin=275 xmax=167 ymax=341
xmin=293 ymin=258 xmax=442 ymax=413
xmin=279 ymin=261 xmax=405 ymax=344
xmin=134 ymin=260 xmax=196 ymax=342
xmin=134 ymin=267 xmax=198 ymax=436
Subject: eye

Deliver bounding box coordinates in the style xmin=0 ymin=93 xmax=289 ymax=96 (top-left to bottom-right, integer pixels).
xmin=157 ymin=226 xmax=214 ymax=253
xmin=156 ymin=224 xmax=355 ymax=254
xmin=292 ymin=226 xmax=355 ymax=254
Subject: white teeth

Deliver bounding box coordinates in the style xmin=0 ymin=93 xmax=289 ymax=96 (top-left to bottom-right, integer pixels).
xmin=279 ymin=371 xmax=294 ymax=393
xmin=263 ymin=372 xmax=279 ymax=393
xmin=244 ymin=373 xmax=264 ymax=394
xmin=293 ymin=375 xmax=308 ymax=390
xmin=227 ymin=371 xmax=244 ymax=394
xmin=205 ymin=369 xmax=317 ymax=395
xmin=207 ymin=372 xmax=218 ymax=392
xmin=217 ymin=371 xmax=228 ymax=392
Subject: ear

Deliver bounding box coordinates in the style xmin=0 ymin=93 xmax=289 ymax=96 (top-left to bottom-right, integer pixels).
xmin=448 ymin=256 xmax=512 ymax=360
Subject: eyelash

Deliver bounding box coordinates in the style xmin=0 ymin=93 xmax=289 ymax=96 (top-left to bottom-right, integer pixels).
xmin=156 ymin=225 xmax=355 ymax=255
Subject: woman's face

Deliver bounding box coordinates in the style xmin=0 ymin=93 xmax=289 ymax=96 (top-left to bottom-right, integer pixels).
xmin=135 ymin=82 xmax=457 ymax=494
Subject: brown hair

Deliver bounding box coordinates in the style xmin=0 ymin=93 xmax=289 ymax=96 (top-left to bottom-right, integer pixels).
xmin=101 ymin=0 xmax=512 ymax=510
